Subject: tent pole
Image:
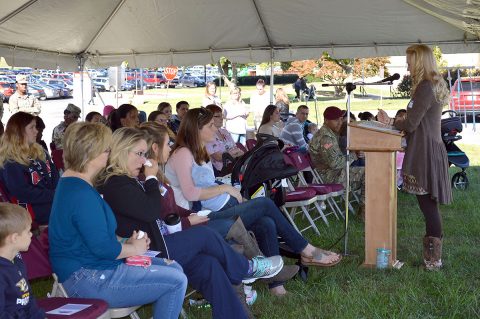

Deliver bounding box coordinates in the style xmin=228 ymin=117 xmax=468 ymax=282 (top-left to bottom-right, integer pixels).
xmin=269 ymin=49 xmax=274 ymax=104
xmin=79 ymin=55 xmax=85 ymax=120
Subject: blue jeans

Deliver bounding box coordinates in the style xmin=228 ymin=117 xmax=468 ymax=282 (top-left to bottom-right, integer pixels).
xmin=165 ymin=226 xmax=249 ymax=319
xmin=62 ymin=258 xmax=187 ymax=319
xmin=229 ymin=133 xmax=246 ymax=145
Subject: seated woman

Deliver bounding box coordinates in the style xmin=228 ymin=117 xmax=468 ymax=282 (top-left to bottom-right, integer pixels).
xmin=48 ymin=122 xmax=187 ymax=319
xmin=0 ymin=112 xmax=59 ymax=226
xmin=148 ymin=110 xmax=176 ymax=143
xmin=166 ymin=108 xmax=342 ymax=296
xmin=97 ymin=126 xmax=284 ymax=319
xmin=109 ymin=103 xmax=139 ymax=131
xmin=85 ymin=111 xmax=105 ymax=124
xmin=258 ymin=104 xmax=284 ymax=138
xmin=204 ymin=104 xmax=244 ymax=176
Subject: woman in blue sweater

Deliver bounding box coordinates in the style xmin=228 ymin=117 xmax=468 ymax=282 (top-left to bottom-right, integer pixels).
xmin=0 ymin=112 xmax=59 ymax=226
xmin=48 ymin=122 xmax=187 ymax=319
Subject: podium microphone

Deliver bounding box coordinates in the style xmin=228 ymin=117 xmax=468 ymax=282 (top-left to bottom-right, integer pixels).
xmin=375 ymin=73 xmax=400 ymax=83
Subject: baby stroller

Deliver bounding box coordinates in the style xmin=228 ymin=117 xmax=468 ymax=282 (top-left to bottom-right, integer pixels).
xmin=231 ymin=134 xmax=311 ymax=280
xmin=441 ymin=110 xmax=470 ymax=190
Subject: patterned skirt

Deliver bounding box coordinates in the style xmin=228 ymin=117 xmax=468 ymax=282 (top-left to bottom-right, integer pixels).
xmin=402 ymin=173 xmax=428 ymax=195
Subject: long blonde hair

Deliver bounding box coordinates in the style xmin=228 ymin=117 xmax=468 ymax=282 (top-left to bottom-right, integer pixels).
xmin=97 ymin=127 xmax=146 ymax=185
xmin=275 ymin=87 xmax=289 ymax=105
xmin=406 ymin=44 xmax=449 ymax=106
xmin=138 ymin=121 xmax=170 ymax=185
xmin=0 ymin=112 xmax=45 ymax=168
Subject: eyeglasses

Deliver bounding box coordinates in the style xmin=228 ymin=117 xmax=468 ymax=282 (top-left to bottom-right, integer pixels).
xmin=130 ymin=150 xmax=147 ymax=158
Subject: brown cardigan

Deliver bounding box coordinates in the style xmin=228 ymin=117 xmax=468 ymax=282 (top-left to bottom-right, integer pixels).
xmin=394 ymin=80 xmax=452 ymax=204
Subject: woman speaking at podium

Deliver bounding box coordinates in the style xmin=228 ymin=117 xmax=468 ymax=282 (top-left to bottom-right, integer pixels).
xmin=377 ymin=44 xmax=451 ymax=271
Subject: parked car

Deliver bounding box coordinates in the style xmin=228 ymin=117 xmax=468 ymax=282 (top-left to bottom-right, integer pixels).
xmin=120 ymin=81 xmax=136 ymax=91
xmin=143 ymin=72 xmax=168 ymax=88
xmin=177 ymin=75 xmax=206 ymax=88
xmin=92 ymin=77 xmax=115 ymax=92
xmin=32 ymin=83 xmax=61 ymax=99
xmin=450 ymin=77 xmax=480 ymax=121
xmin=52 ymin=73 xmax=73 ymax=81
xmin=27 ymin=85 xmax=47 ymax=100
xmin=0 ymin=82 xmax=15 ymax=102
xmin=127 ymin=79 xmax=154 ymax=90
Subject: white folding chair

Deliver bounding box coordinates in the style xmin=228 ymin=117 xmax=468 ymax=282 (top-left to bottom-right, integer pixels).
xmin=51 ymin=274 xmax=142 ymax=319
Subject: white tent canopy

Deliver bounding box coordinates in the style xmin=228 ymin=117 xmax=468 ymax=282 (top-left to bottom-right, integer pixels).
xmin=0 ymin=0 xmax=479 ymax=70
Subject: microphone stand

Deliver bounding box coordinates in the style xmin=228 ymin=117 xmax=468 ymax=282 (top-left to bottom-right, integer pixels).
xmin=321 ymin=80 xmax=395 ymax=257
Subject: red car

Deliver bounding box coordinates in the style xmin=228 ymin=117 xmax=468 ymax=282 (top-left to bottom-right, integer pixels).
xmin=0 ymin=82 xmax=15 ymax=101
xmin=450 ymin=77 xmax=480 ymax=120
xmin=143 ymin=72 xmax=168 ymax=88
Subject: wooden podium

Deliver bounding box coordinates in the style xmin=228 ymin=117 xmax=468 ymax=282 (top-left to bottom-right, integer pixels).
xmin=348 ymin=121 xmax=403 ymax=268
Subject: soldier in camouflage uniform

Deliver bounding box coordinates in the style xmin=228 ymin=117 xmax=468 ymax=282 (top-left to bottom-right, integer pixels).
xmin=52 ymin=103 xmax=81 ymax=149
xmin=7 ymin=75 xmax=41 ymax=116
xmin=309 ymin=106 xmax=365 ymax=203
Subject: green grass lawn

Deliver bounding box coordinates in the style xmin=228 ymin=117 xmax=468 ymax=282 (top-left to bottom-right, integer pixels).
xmin=31 ymin=85 xmax=479 ymax=318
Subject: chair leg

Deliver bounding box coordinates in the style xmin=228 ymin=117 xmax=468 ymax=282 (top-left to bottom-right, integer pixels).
xmin=129 ymin=312 xmax=141 ymax=319
xmin=280 ymin=206 xmax=301 ymax=234
xmin=312 ymin=201 xmax=329 ymax=226
xmin=300 ymin=205 xmax=320 ymax=235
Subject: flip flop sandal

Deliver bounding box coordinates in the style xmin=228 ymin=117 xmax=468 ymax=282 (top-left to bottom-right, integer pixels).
xmin=301 ymin=248 xmax=342 ymax=267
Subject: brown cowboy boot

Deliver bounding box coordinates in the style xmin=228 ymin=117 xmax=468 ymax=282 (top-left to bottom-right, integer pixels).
xmin=423 ymin=236 xmax=443 ymax=271
xmin=226 ymin=217 xmax=262 ymax=259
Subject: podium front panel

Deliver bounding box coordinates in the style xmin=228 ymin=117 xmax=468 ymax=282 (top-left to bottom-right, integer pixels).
xmin=364 ymin=151 xmax=397 ymax=267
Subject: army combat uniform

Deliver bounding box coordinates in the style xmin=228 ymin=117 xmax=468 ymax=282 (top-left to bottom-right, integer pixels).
xmin=309 ymin=124 xmax=365 ymax=202
xmin=8 ymin=92 xmax=41 ymax=115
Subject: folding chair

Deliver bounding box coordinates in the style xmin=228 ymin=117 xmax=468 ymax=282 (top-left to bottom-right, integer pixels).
xmin=245 ymin=139 xmax=257 ymax=151
xmin=283 ymin=150 xmax=343 ymax=222
xmin=281 ymin=186 xmax=321 ymax=235
xmin=23 ymin=228 xmax=142 ymax=319
xmin=51 ymin=149 xmax=65 ymax=174
xmin=21 ymin=230 xmax=109 ymax=319
xmin=236 ymin=142 xmax=248 ymax=153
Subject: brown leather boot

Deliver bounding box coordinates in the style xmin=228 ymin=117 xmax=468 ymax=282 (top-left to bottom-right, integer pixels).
xmin=423 ymin=236 xmax=443 ymax=271
xmin=226 ymin=217 xmax=262 ymax=259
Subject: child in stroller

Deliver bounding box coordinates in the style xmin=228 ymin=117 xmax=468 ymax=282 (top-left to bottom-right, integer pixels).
xmin=441 ymin=110 xmax=470 ymax=190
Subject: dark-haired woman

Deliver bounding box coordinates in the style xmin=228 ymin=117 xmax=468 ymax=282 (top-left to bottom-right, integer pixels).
xmin=109 ymin=104 xmax=139 ymax=131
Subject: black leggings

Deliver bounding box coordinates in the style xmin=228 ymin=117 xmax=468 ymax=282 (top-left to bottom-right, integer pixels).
xmin=416 ymin=194 xmax=442 ymax=238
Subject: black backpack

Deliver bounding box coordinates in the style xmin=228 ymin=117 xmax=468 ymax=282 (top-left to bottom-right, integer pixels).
xmin=231 ymin=134 xmax=298 ymax=206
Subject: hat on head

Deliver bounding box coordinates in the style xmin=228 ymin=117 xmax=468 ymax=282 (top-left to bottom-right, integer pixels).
xmin=16 ymin=74 xmax=28 ymax=84
xmin=65 ymin=103 xmax=81 ymax=117
xmin=323 ymin=106 xmax=345 ymax=120
xmin=103 ymin=105 xmax=115 ymax=117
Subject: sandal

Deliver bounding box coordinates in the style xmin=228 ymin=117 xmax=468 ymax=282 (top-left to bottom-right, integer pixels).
xmin=301 ymin=248 xmax=342 ymax=267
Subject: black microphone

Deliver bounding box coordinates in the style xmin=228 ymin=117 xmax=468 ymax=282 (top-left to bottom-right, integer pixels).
xmin=375 ymin=73 xmax=400 ymax=83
